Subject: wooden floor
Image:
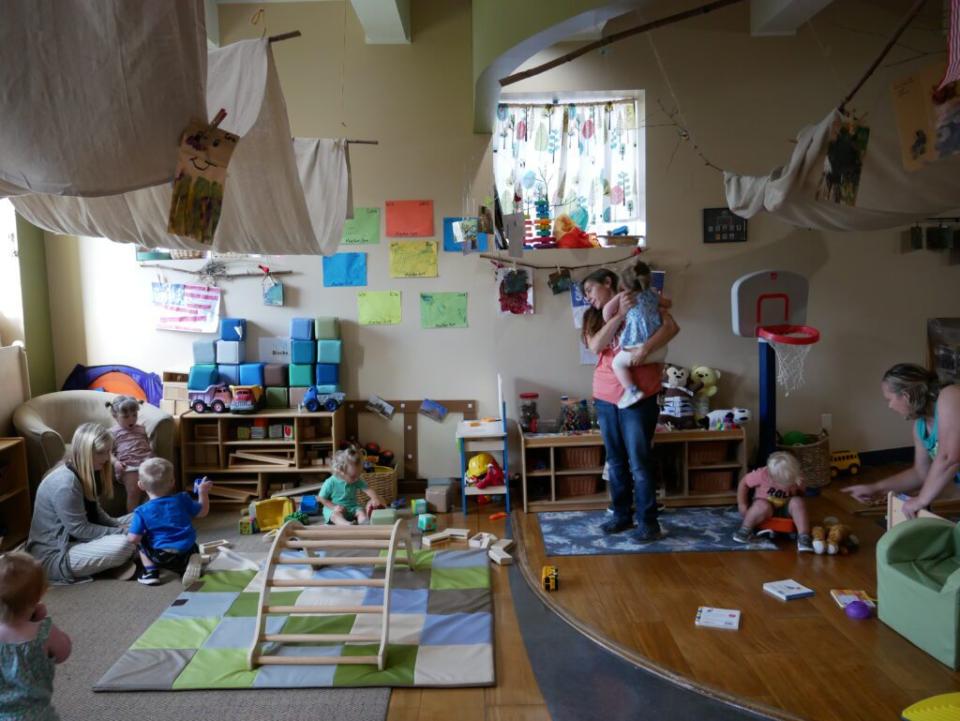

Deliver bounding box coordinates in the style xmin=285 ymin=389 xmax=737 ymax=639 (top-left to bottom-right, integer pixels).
xmin=388 ymin=469 xmax=960 ymax=721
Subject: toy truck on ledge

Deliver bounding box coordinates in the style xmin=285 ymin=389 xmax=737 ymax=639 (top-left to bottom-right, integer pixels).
xmin=229 ymin=385 xmax=264 ymax=413
xmin=301 ymin=388 xmax=346 ymax=412
xmin=189 ymin=384 xmax=233 ymax=413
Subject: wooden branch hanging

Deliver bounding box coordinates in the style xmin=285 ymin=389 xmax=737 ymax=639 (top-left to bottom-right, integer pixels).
xmin=499 ymin=0 xmax=746 ymax=87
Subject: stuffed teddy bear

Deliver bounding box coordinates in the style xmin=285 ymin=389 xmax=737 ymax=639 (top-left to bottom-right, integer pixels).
xmin=812 ymin=521 xmax=860 ymax=555
xmin=657 ymin=364 xmax=701 ymax=430
xmin=703 ymin=407 xmax=751 ymax=431
xmin=691 ymin=366 xmax=721 ymax=421
xmin=553 ymin=213 xmax=596 ymax=249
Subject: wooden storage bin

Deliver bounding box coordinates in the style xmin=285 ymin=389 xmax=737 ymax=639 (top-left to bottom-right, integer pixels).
xmin=557 ymin=446 xmax=604 ymax=469
xmin=194 ymin=423 xmax=219 ymax=441
xmin=557 ymin=474 xmax=601 ymax=497
xmin=689 ymin=469 xmax=736 ymax=493
xmin=688 ymin=441 xmax=729 ymax=465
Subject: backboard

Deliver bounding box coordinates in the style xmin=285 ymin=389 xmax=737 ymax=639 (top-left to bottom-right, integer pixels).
xmin=731 ymin=270 xmax=809 ymax=338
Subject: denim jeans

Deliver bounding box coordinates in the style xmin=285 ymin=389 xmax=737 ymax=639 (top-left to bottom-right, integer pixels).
xmin=595 ymin=395 xmax=659 ymax=528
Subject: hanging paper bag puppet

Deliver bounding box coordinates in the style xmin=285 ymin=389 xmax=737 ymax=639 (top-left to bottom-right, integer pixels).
xmin=168 ymin=117 xmax=239 ymax=244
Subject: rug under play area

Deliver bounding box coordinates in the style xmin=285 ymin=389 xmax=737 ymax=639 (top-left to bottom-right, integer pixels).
xmin=537 ymin=507 xmax=779 ymax=556
xmin=95 ymin=547 xmax=494 ymax=691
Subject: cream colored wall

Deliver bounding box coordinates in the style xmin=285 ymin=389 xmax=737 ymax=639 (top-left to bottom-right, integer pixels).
xmin=43 ymin=0 xmax=954 ymax=472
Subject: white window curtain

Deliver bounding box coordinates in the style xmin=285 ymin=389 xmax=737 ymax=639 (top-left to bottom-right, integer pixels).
xmin=493 ymin=100 xmax=641 ymax=233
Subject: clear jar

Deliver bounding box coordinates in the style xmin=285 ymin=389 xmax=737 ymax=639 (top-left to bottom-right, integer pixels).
xmin=558 ymin=395 xmax=580 ymax=432
xmin=519 ymin=392 xmax=540 ymax=432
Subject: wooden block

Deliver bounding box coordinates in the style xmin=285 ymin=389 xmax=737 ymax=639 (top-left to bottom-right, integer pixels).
xmin=469 ymin=532 xmax=496 ymax=549
xmin=208 ymin=485 xmax=256 ymax=501
xmin=230 ymin=451 xmax=293 ymax=467
xmin=199 ymin=539 xmax=231 ymax=553
xmin=492 ymin=538 xmax=514 ymax=553
xmin=488 ymin=547 xmax=513 ymax=565
xmin=422 ymin=531 xmax=450 ymax=548
xmin=446 ymin=527 xmax=469 ymax=540
xmin=163 ymin=382 xmax=190 ymax=401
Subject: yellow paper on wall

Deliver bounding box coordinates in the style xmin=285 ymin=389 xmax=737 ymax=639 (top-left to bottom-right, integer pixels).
xmin=358 ymin=291 xmax=402 ymax=325
xmin=389 ymin=240 xmax=438 ymax=278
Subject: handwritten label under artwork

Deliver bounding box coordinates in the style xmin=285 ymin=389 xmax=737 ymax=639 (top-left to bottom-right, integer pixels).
xmin=341 ymin=207 xmax=380 ymax=245
xmin=420 ymin=292 xmax=467 ymax=329
xmin=385 ymin=200 xmax=434 ymax=237
xmin=357 ymin=291 xmax=402 ymax=325
xmin=389 ymin=240 xmax=438 ymax=278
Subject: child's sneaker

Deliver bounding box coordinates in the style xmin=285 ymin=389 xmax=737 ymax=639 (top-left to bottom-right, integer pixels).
xmin=732 ymin=526 xmax=752 ymax=544
xmin=138 ymin=568 xmax=161 ymax=586
xmin=797 ymin=533 xmax=814 ymax=553
xmin=181 ymin=554 xmax=203 ymax=588
xmin=617 ymin=387 xmax=645 ymax=409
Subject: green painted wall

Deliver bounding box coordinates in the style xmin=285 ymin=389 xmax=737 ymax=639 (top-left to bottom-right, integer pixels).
xmin=15 ymin=216 xmax=56 ymax=395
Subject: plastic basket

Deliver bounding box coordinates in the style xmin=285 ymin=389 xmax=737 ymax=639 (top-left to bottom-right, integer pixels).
xmin=359 ymin=465 xmax=397 ymax=505
xmin=777 ymin=430 xmax=831 ymax=488
xmin=557 ymin=475 xmax=601 ymax=497
xmin=557 ymin=446 xmax=604 ymax=469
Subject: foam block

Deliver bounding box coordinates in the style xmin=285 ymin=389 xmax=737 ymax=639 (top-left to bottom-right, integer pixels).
xmin=258 ymin=337 xmax=290 ymax=364
xmin=217 ymin=364 xmax=240 ymax=386
xmin=220 ymin=317 xmax=246 ymax=341
xmin=290 ymin=317 xmax=314 ymax=341
xmin=289 ymin=363 xmax=315 ymax=387
xmin=263 ymin=363 xmax=288 ymax=387
xmin=265 ymin=387 xmax=288 ymax=409
xmin=291 ymin=339 xmax=316 ymax=365
xmin=216 ymin=340 xmax=245 ymax=364
xmin=315 ymin=384 xmax=340 ymax=394
xmin=192 ymin=339 xmax=216 ymax=365
xmin=188 ymin=365 xmax=219 ymax=391
xmin=314 ymin=317 xmax=340 ymax=339
xmin=316 ymin=363 xmax=340 ymax=385
xmin=316 ymin=339 xmax=342 ymax=364
xmin=371 ymin=508 xmax=397 ymax=525
xmin=288 ymin=386 xmax=308 ymax=407
xmin=239 ymin=363 xmax=264 ymax=386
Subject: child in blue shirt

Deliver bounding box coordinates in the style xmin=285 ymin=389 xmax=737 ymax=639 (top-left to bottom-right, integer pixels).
xmin=603 ymin=259 xmax=670 ymax=409
xmin=319 ymin=448 xmax=386 ymax=525
xmin=127 ymin=458 xmax=211 ymax=587
xmin=0 ymin=552 xmax=72 ymax=721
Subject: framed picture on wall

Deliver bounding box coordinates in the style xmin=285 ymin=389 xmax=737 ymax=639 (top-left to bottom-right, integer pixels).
xmin=702 ymin=208 xmax=748 ymax=243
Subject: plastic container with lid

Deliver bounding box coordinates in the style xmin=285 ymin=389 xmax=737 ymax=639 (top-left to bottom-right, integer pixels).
xmin=518 ymin=392 xmax=540 ymax=432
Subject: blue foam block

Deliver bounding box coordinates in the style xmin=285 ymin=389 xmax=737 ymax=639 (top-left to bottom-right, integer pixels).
xmin=220 ymin=318 xmax=246 ymax=341
xmin=290 ymin=318 xmax=314 ymax=341
xmin=316 ymin=339 xmax=342 ymax=364
xmin=192 ymin=340 xmax=216 ymax=365
xmin=239 ymin=363 xmax=265 ymax=386
xmin=216 ymin=340 xmax=245 ymax=364
xmin=217 ymin=364 xmax=240 ymax=386
xmin=316 ymin=363 xmax=340 ymax=385
xmin=188 ymin=365 xmax=219 ymax=390
xmin=288 ymin=363 xmax=315 ymax=387
xmin=290 ymin=339 xmax=316 ymax=365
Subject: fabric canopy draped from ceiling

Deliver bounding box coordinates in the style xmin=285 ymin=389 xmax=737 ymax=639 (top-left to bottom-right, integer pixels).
xmin=12 ymin=39 xmax=352 ymax=256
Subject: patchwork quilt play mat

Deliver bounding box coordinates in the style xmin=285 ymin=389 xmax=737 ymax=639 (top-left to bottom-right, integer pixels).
xmin=95 ymin=547 xmax=494 ymax=691
xmin=538 ymin=506 xmax=780 ymax=556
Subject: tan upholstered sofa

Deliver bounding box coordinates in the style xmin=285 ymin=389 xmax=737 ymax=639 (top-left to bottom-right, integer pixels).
xmin=13 ymin=390 xmax=174 ymax=493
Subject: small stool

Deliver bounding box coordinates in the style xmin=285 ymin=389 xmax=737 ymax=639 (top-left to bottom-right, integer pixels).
xmin=756 ymin=516 xmax=796 ymax=539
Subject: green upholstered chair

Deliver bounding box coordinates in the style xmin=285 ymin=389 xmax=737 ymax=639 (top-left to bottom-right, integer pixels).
xmin=877 ymin=517 xmax=960 ymax=669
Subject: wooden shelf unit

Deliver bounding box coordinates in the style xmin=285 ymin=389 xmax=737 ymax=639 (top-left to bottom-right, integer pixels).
xmin=179 ymin=408 xmax=345 ymax=503
xmin=0 ymin=438 xmax=30 ymax=550
xmin=520 ymin=427 xmax=746 ymax=512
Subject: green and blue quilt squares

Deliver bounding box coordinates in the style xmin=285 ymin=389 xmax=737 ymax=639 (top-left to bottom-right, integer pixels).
xmin=203 ymin=616 xmax=286 ymax=649
xmin=333 ymin=644 xmax=418 ymax=686
xmin=362 ymin=587 xmax=429 ymax=613
xmin=430 ymin=550 xmax=490 ymax=569
xmin=421 ymin=613 xmax=491 ymax=645
xmin=350 ymin=612 xmax=424 ymax=645
xmin=373 ymin=565 xmax=431 ymax=590
xmin=281 ymin=614 xmax=357 ymax=638
xmin=131 ymin=617 xmax=219 ymax=650
xmin=414 ymin=644 xmax=494 ymax=686
xmin=429 ymin=566 xmax=490 ymax=591
xmin=427 ymin=588 xmax=491 ymax=615
xmin=314 ymin=564 xmax=374 ymax=581
xmin=379 ymin=548 xmax=435 ymax=569
xmin=196 ymin=570 xmax=257 ymax=593
xmin=94 ymin=649 xmax=195 ymax=690
xmin=252 ymin=646 xmax=342 ymax=687
xmin=173 ymin=648 xmax=258 ymax=689
xmin=294 ymin=586 xmax=368 ymax=609
xmin=162 ymin=592 xmax=239 ymax=619
xmin=226 ymin=590 xmax=302 ymax=617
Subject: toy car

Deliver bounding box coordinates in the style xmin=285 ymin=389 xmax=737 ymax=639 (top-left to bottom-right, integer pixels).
xmin=541 ymin=565 xmax=559 ymax=592
xmin=301 ymin=387 xmax=346 ymax=412
xmin=229 ymin=385 xmax=264 ymax=413
xmin=831 ymin=450 xmax=861 ymax=478
xmin=189 ymin=384 xmax=233 ymax=413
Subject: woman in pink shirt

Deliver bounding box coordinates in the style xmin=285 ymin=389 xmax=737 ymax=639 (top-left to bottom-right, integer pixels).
xmin=581 ymin=267 xmax=679 ymax=542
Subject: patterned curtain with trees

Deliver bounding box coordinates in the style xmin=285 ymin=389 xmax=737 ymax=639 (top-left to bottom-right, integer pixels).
xmin=493 ymin=100 xmax=640 ymax=233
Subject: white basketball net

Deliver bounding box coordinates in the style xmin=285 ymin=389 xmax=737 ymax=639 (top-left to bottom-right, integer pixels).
xmin=767 ymin=339 xmax=813 ymax=396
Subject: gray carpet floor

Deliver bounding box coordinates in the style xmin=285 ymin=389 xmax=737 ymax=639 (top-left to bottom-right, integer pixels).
xmin=44 ymin=512 xmax=390 ymax=721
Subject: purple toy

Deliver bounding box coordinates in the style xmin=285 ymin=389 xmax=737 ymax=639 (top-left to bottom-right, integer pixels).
xmin=845 ymin=600 xmax=873 ymax=620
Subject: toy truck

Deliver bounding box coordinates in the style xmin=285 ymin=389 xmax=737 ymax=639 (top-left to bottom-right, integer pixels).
xmin=301 ymin=387 xmax=346 ymax=412
xmin=229 ymin=385 xmax=264 ymax=413
xmin=541 ymin=565 xmax=559 ymax=591
xmin=830 ymin=450 xmax=861 ymax=478
xmin=188 ymin=384 xmax=233 ymax=413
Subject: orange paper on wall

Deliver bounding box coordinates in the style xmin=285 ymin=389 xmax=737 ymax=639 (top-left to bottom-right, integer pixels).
xmin=385 ymin=200 xmax=434 ymax=237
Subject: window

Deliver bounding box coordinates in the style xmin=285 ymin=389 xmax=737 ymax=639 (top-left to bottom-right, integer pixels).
xmin=493 ymin=94 xmax=645 ymax=243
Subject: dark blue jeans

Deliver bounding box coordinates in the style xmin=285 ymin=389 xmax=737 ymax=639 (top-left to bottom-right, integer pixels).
xmin=595 ymin=395 xmax=660 ymax=529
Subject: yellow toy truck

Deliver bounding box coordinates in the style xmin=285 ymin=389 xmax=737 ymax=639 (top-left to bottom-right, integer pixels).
xmin=541 ymin=565 xmax=559 ymax=592
xmin=830 ymin=450 xmax=861 ymax=478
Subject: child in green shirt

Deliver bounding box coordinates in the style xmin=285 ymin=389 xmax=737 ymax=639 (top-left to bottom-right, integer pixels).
xmin=318 ymin=447 xmax=386 ymax=525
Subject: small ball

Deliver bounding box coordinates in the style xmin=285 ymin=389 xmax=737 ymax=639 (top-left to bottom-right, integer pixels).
xmin=845 ymin=601 xmax=873 ymax=620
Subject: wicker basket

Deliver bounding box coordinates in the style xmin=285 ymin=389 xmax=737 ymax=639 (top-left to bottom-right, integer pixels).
xmin=557 ymin=474 xmax=601 ymax=497
xmin=557 ymin=446 xmax=604 ymax=469
xmin=358 ymin=465 xmax=398 ymax=505
xmin=688 ymin=441 xmax=729 ymax=466
xmin=777 ymin=430 xmax=831 ymax=488
xmin=689 ymin=469 xmax=737 ymax=493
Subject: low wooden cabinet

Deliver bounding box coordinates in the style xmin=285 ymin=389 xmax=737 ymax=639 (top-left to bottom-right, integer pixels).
xmin=179 ymin=408 xmax=345 ymax=504
xmin=0 ymin=438 xmax=30 ymax=550
xmin=520 ymin=428 xmax=746 ymax=512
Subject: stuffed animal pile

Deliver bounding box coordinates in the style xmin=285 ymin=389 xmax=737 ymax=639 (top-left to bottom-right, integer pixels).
xmin=657 ymin=364 xmax=701 ymax=430
xmin=811 ymin=517 xmax=860 ymax=555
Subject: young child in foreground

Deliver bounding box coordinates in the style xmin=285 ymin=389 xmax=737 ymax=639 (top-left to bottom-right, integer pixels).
xmin=602 ymin=260 xmax=670 ymax=409
xmin=734 ymin=451 xmax=813 ymax=552
xmin=126 ymin=458 xmax=211 ymax=586
xmin=0 ymin=552 xmax=72 ymax=721
xmin=318 ymin=448 xmax=386 ymax=525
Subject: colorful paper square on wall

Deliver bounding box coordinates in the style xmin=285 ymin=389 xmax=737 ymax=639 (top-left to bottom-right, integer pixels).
xmin=341 ymin=207 xmax=381 ymax=245
xmin=323 ymin=252 xmax=367 ymax=287
xmin=389 ymin=241 xmax=438 ymax=278
xmin=358 ymin=291 xmax=402 ymax=325
xmin=420 ymin=293 xmax=467 ymax=329
xmin=385 ymin=200 xmax=434 ymax=237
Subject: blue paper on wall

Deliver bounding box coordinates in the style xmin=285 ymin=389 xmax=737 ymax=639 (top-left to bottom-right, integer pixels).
xmin=443 ymin=217 xmax=488 ymax=253
xmin=323 ymin=252 xmax=367 ymax=287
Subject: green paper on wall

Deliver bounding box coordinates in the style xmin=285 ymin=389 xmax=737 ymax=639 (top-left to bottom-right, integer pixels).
xmin=420 ymin=292 xmax=467 ymax=329
xmin=341 ymin=207 xmax=380 ymax=244
xmin=389 ymin=240 xmax=438 ymax=278
xmin=358 ymin=291 xmax=402 ymax=325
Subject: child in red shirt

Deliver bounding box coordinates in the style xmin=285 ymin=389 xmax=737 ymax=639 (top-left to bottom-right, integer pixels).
xmin=733 ymin=451 xmax=812 ymax=552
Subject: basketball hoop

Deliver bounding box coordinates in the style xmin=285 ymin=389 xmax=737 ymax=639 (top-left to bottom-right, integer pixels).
xmin=757 ymin=324 xmax=820 ymax=395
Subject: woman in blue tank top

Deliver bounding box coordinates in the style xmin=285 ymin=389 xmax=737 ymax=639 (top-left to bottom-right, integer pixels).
xmin=843 ymin=363 xmax=960 ymax=518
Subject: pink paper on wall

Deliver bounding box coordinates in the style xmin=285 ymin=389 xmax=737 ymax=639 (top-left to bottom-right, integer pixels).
xmin=385 ymin=200 xmax=434 ymax=237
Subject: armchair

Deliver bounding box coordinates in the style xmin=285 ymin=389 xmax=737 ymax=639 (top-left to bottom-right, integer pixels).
xmin=13 ymin=390 xmax=174 ymax=493
xmin=876 ymin=517 xmax=960 ymax=669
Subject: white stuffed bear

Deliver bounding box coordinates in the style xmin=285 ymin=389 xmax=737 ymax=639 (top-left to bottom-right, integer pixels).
xmin=704 ymin=407 xmax=751 ymax=430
